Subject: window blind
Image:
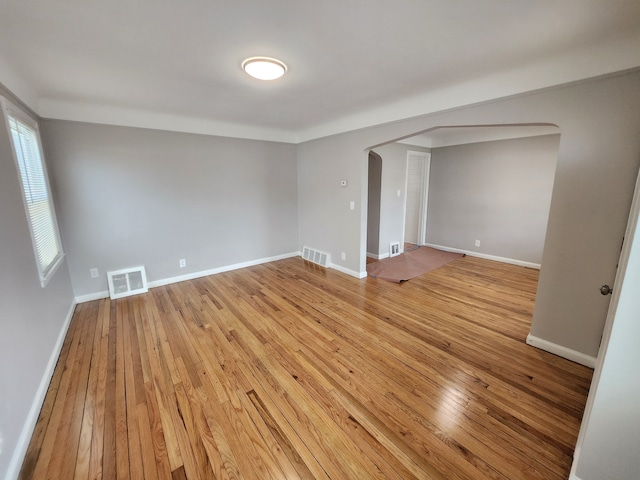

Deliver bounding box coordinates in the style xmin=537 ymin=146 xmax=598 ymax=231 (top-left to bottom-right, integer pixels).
xmin=3 ymin=98 xmax=64 ymax=286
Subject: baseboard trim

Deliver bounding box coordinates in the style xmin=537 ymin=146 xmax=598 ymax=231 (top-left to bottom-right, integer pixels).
xmin=526 ymin=334 xmax=597 ymax=368
xmin=367 ymin=252 xmax=389 ymax=260
xmin=75 ymin=290 xmax=109 ymax=303
xmin=75 ymin=252 xmax=301 ymax=304
xmin=148 ymin=251 xmax=301 ymax=289
xmin=569 ymin=451 xmax=583 ymax=480
xmin=330 ymin=263 xmax=368 ymax=279
xmin=74 ymin=252 xmax=370 ymax=302
xmin=5 ymin=299 xmax=77 ymax=480
xmin=424 ymin=243 xmax=541 ymax=269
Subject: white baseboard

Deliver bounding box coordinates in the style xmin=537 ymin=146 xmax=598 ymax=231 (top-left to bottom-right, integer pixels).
xmin=75 ymin=290 xmax=109 ymax=303
xmin=526 ymin=334 xmax=597 ymax=368
xmin=74 ymin=252 xmax=370 ymax=304
xmin=148 ymin=251 xmax=301 ymax=288
xmin=367 ymin=252 xmax=389 ymax=260
xmin=75 ymin=252 xmax=301 ymax=304
xmin=424 ymin=243 xmax=541 ymax=269
xmin=5 ymin=299 xmax=77 ymax=480
xmin=569 ymin=450 xmax=583 ymax=480
xmin=330 ymin=262 xmax=368 ymax=279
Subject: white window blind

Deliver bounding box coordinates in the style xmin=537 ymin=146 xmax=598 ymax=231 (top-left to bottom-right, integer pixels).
xmin=2 ymin=97 xmax=64 ymax=287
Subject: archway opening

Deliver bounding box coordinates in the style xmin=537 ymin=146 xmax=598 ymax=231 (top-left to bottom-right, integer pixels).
xmin=365 ymin=124 xmax=561 ymax=269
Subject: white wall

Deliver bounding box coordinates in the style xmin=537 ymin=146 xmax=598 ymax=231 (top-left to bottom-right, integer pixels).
xmin=297 ymin=71 xmax=640 ymax=361
xmin=427 ymin=134 xmax=559 ymax=265
xmin=41 ymin=120 xmax=299 ymax=299
xmin=0 ymin=86 xmax=75 ymax=480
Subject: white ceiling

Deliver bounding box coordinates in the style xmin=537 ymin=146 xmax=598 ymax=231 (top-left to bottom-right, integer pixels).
xmin=1 ymin=1 xmax=639 ymax=143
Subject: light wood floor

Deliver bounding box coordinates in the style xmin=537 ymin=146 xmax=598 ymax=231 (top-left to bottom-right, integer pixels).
xmin=20 ymin=256 xmax=592 ymax=479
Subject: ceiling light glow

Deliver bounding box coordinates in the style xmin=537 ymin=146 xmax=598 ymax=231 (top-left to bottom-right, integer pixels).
xmin=242 ymin=57 xmax=287 ymax=80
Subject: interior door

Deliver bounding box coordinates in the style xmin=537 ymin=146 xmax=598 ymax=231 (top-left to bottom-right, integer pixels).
xmin=404 ymin=151 xmax=431 ymax=246
xmin=570 ymin=166 xmax=640 ymax=479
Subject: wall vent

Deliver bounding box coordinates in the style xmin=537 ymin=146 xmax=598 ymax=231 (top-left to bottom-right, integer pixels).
xmin=390 ymin=242 xmax=401 ymax=257
xmin=107 ymin=266 xmax=149 ymax=300
xmin=302 ymin=246 xmax=330 ymax=267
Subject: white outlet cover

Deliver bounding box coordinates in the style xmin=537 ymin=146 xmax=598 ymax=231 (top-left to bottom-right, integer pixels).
xmin=349 ymin=201 xmax=355 ymax=210
xmin=90 ymin=268 xmax=99 ymax=278
xmin=179 ymin=258 xmax=187 ymax=268
xmin=475 ymin=240 xmax=481 ymax=247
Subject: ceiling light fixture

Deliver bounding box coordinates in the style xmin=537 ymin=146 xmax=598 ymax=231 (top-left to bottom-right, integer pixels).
xmin=242 ymin=57 xmax=287 ymax=80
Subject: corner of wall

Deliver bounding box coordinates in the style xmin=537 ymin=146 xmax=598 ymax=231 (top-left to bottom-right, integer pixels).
xmin=526 ymin=334 xmax=597 ymax=368
xmin=330 ymin=262 xmax=367 ymax=279
xmin=5 ymin=299 xmax=77 ymax=480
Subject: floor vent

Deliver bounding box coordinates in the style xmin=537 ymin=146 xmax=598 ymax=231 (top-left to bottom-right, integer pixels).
xmin=302 ymin=246 xmax=330 ymax=267
xmin=107 ymin=266 xmax=149 ymax=300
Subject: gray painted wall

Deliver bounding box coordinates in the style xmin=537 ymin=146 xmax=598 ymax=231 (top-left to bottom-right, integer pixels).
xmin=369 ymin=143 xmax=430 ymax=258
xmin=0 ymin=86 xmax=75 ymax=479
xmin=427 ymin=134 xmax=560 ymax=264
xmin=41 ymin=121 xmax=299 ymax=298
xmin=366 ymin=152 xmax=382 ymax=255
xmin=297 ymin=70 xmax=640 ymax=360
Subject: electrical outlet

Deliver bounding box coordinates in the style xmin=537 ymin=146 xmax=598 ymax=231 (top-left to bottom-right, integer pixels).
xmin=179 ymin=258 xmax=187 ymax=268
xmin=349 ymin=200 xmax=355 ymax=210
xmin=90 ymin=268 xmax=99 ymax=278
xmin=475 ymin=240 xmax=481 ymax=247
xmin=341 ymin=252 xmax=346 ymax=261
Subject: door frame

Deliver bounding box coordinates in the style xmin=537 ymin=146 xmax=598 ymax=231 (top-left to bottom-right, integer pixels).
xmin=403 ymin=150 xmax=431 ymax=247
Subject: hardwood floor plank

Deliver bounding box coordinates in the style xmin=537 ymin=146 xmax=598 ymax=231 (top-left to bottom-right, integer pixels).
xmin=246 ymin=390 xmax=310 ymax=480
xmin=114 ymin=300 xmax=130 ymax=479
xmin=21 ymin=256 xmax=593 ymax=479
xmin=87 ymin=299 xmax=112 ymax=480
xmin=46 ymin=302 xmax=97 ymax=479
xmin=101 ymin=301 xmax=118 ymax=480
xmin=194 ymin=377 xmax=244 ymax=480
xmin=122 ymin=298 xmax=145 ymax=480
xmin=137 ymin=296 xmax=182 ymax=475
xmin=74 ymin=300 xmax=105 ymax=480
xmin=143 ymin=379 xmax=173 ymax=480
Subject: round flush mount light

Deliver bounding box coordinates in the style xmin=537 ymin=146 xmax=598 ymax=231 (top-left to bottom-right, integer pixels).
xmin=242 ymin=57 xmax=287 ymax=80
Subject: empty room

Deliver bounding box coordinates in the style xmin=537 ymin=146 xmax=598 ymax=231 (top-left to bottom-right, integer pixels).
xmin=1 ymin=2 xmax=640 ymax=480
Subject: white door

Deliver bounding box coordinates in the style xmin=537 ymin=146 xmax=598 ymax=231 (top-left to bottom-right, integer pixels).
xmin=570 ymin=167 xmax=640 ymax=479
xmin=404 ymin=151 xmax=431 ymax=246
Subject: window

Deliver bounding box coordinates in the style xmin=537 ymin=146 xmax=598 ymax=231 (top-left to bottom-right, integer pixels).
xmin=2 ymin=97 xmax=64 ymax=287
